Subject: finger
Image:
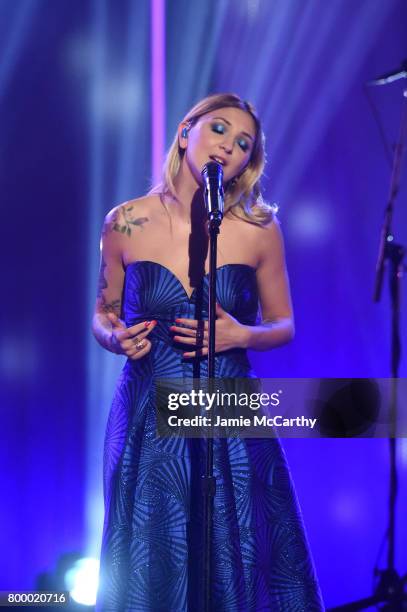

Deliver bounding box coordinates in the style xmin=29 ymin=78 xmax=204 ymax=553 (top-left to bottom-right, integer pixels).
xmin=114 ymin=327 xmax=134 ymax=342
xmin=170 ymin=325 xmax=197 ymax=337
xmin=121 ymin=336 xmax=144 ymax=352
xmin=171 ymin=329 xmax=208 ymax=349
xmin=131 ymin=324 xmax=157 ymax=343
xmin=173 ymin=336 xmax=201 ymax=346
xmin=174 ymin=318 xmax=198 ymax=328
xmin=107 ymin=312 xmax=125 ymax=329
xmin=127 ymin=340 xmax=147 ymax=358
xmin=174 ymin=318 xmax=208 ymax=330
xmin=128 ymin=338 xmax=152 ymax=360
xmin=120 ymin=323 xmax=157 ymax=351
xmin=116 ymin=320 xmax=156 ymax=341
xmin=129 ymin=344 xmax=151 ymax=360
xmin=183 ymin=347 xmax=208 ymax=358
xmin=126 ymin=320 xmax=157 ymax=337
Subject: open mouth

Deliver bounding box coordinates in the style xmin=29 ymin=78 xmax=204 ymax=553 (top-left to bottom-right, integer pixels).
xmin=209 ymin=155 xmax=226 ymax=166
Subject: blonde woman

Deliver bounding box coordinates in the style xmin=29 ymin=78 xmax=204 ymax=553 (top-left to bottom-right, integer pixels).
xmin=94 ymin=93 xmax=324 ymax=610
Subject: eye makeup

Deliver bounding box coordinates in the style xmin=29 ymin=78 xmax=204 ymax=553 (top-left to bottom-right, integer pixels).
xmin=210 ymin=120 xmax=252 ymax=152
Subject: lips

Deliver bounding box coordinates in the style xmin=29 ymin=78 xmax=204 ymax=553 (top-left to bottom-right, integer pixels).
xmin=209 ymin=155 xmax=227 ymax=166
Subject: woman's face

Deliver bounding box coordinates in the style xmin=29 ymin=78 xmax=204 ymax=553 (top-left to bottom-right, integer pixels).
xmin=181 ymin=106 xmax=257 ymax=185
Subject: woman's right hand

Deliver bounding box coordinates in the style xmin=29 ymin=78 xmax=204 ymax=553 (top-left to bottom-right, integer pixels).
xmin=107 ymin=313 xmax=157 ymax=360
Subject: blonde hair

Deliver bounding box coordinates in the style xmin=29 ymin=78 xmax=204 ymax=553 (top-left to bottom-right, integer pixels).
xmin=151 ymin=93 xmax=275 ymax=226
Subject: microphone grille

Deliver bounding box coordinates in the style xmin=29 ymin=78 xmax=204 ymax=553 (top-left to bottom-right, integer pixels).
xmin=201 ymin=161 xmax=223 ymax=180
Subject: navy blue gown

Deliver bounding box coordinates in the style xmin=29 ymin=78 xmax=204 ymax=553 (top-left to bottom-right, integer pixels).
xmin=96 ymin=261 xmax=324 ymax=611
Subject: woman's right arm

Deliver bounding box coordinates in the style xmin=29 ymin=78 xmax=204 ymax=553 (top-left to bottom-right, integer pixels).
xmin=92 ymin=207 xmax=155 ymax=359
xmin=92 ymin=208 xmax=125 ymax=351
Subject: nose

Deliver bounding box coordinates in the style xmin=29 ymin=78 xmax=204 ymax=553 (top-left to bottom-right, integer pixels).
xmin=220 ymin=140 xmax=234 ymax=154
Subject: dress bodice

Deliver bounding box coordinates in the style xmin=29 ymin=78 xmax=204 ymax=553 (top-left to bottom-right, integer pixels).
xmin=123 ymin=260 xmax=259 ymax=329
xmin=122 ymin=261 xmax=259 ymax=377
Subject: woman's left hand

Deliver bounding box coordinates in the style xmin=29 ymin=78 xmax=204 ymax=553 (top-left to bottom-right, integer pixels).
xmin=170 ymin=303 xmax=248 ymax=357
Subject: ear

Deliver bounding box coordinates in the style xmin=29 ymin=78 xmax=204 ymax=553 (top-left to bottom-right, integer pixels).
xmin=178 ymin=122 xmax=189 ymax=150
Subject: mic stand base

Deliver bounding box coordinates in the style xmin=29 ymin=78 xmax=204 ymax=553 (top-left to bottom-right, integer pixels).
xmin=327 ymin=569 xmax=407 ymax=611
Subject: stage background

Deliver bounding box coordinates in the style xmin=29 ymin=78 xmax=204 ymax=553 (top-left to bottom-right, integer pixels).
xmin=1 ymin=0 xmax=407 ymax=608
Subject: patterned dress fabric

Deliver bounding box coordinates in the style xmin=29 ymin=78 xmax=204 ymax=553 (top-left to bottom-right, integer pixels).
xmin=96 ymin=261 xmax=324 ymax=611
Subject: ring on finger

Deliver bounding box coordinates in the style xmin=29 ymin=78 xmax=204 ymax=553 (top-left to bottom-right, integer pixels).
xmin=134 ymin=338 xmax=146 ymax=351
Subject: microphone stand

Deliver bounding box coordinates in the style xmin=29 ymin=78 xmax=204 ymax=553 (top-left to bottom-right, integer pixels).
xmin=201 ymin=162 xmax=224 ymax=612
xmin=327 ymin=84 xmax=407 ymax=612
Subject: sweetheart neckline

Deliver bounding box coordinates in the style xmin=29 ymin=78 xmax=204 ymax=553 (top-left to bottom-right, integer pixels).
xmin=125 ymin=260 xmax=257 ymax=301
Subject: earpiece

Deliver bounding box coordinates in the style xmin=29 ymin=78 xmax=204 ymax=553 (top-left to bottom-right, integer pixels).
xmin=181 ymin=127 xmax=188 ymax=138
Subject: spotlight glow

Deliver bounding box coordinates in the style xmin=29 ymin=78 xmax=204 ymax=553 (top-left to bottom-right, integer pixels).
xmin=64 ymin=557 xmax=100 ymax=606
xmin=331 ymin=492 xmax=364 ymax=524
xmin=247 ymin=0 xmax=260 ymax=20
xmin=93 ymin=74 xmax=143 ymax=123
xmin=287 ymin=201 xmax=333 ymax=243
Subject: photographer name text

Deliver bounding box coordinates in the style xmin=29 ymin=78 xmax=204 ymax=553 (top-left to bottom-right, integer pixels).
xmin=167 ymin=414 xmax=317 ymax=429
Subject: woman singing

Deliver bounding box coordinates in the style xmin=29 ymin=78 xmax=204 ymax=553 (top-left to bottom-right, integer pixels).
xmin=93 ymin=93 xmax=324 ymax=611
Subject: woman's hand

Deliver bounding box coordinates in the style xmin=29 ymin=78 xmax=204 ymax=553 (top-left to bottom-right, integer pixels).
xmin=170 ymin=303 xmax=248 ymax=358
xmin=107 ymin=313 xmax=156 ymax=360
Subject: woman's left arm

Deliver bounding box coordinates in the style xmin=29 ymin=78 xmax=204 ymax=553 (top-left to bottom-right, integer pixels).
xmin=243 ymin=216 xmax=294 ymax=351
xmin=171 ymin=216 xmax=294 ymax=356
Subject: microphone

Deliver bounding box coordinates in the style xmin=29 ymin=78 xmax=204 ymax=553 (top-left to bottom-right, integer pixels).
xmin=367 ymin=60 xmax=407 ymax=86
xmin=201 ymin=161 xmax=224 ymax=222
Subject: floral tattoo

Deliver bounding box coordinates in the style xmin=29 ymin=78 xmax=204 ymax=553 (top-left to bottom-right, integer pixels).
xmin=104 ymin=205 xmax=149 ymax=237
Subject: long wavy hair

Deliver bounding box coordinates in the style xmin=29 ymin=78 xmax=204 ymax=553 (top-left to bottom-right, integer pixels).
xmin=150 ymin=93 xmax=275 ymax=226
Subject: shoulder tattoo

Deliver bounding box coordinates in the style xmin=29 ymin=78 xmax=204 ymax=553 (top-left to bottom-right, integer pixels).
xmin=103 ymin=204 xmax=149 ymax=237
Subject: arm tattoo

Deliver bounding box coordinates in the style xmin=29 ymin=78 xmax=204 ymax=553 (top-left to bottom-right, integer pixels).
xmin=100 ymin=296 xmax=122 ymax=316
xmin=110 ymin=205 xmax=149 ymax=237
xmin=97 ymin=256 xmax=122 ymax=316
xmin=97 ymin=256 xmax=108 ymax=298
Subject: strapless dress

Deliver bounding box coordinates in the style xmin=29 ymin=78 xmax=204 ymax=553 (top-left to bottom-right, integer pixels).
xmin=96 ymin=261 xmax=324 ymax=611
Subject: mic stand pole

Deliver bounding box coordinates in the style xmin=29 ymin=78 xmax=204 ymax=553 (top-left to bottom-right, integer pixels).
xmin=202 ymin=192 xmax=224 ymax=612
xmin=202 ymin=211 xmax=223 ymax=612
xmin=327 ymin=86 xmax=407 ymax=612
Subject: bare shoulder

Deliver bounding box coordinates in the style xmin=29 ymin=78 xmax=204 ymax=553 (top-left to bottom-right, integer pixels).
xmin=256 ymin=214 xmax=282 ymax=236
xmin=102 ymin=194 xmax=161 ymax=237
xmin=225 ymin=213 xmax=284 ymax=265
xmin=255 ymin=215 xmax=285 ymax=253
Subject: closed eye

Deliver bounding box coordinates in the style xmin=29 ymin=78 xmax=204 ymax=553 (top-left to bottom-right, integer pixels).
xmin=237 ymin=138 xmax=249 ymax=152
xmin=211 ymin=123 xmax=225 ymax=134
xmin=211 ymin=122 xmax=251 ymax=153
